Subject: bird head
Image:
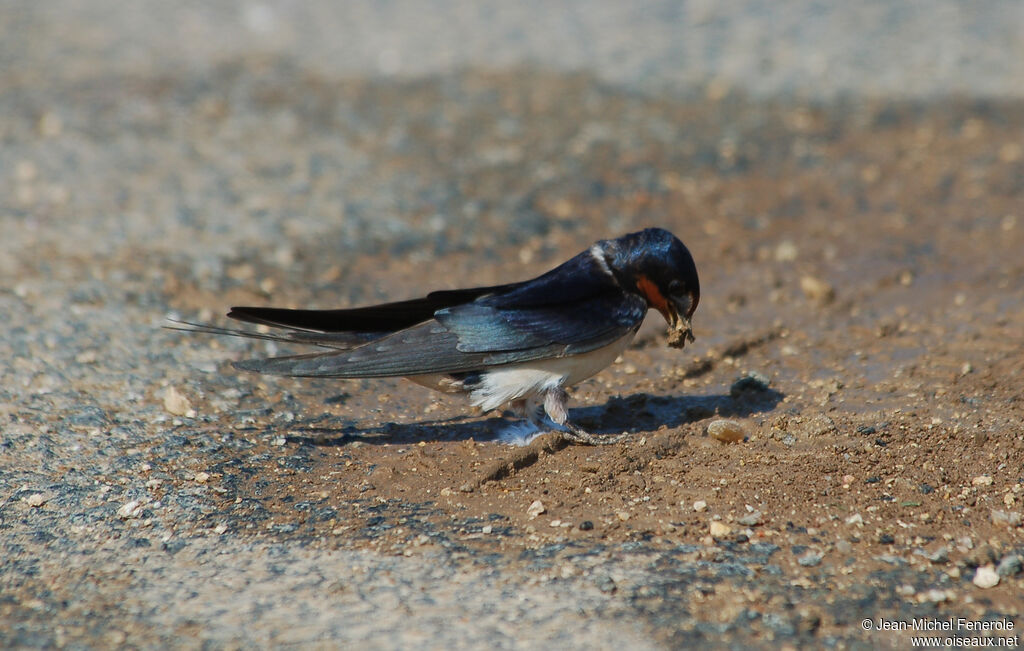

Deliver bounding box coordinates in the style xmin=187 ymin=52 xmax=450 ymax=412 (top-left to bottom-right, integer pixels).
xmin=601 ymin=228 xmax=700 ymax=349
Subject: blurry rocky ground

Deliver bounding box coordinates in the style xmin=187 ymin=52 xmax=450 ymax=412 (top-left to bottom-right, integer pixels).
xmin=2 ymin=1 xmax=1023 ymax=648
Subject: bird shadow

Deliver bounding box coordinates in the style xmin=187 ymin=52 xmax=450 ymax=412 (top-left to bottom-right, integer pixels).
xmin=283 ymin=388 xmax=784 ymax=447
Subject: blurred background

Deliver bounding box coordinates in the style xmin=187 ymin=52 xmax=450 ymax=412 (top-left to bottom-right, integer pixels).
xmin=5 ymin=0 xmax=1023 ymax=339
xmin=4 ymin=0 xmax=1022 ymax=300
xmin=7 ymin=1 xmax=1023 ymax=96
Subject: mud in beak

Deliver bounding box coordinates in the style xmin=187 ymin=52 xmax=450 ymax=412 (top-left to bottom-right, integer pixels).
xmin=663 ymin=296 xmax=696 ymax=350
xmin=665 ymin=301 xmax=695 ymax=350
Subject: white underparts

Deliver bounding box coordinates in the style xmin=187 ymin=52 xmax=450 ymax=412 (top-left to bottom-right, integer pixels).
xmin=468 ymin=331 xmax=637 ymax=412
xmin=405 ymin=332 xmax=636 ymax=409
xmin=470 ymin=367 xmax=563 ymax=412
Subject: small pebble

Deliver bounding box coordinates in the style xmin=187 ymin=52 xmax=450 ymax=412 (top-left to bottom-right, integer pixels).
xmin=193 ymin=472 xmax=210 ymax=483
xmin=481 ymin=525 xmax=493 ymax=535
xmin=972 ymin=564 xmax=999 ymax=589
xmin=707 ymin=419 xmax=745 ymax=443
xmin=117 ymin=501 xmax=143 ymax=519
xmin=797 ymin=550 xmax=823 ymax=567
xmin=578 ymin=521 xmax=594 ymax=531
xmin=990 ymin=510 xmax=1022 ymax=527
xmin=24 ymin=494 xmax=48 ymax=508
xmin=615 ymin=510 xmax=631 ymax=522
xmin=972 ymin=475 xmax=993 ymax=487
xmin=919 ymin=545 xmax=950 ymax=564
xmin=163 ymin=386 xmax=195 ymax=418
xmin=709 ymin=520 xmax=732 ymax=538
xmin=918 ymin=589 xmax=952 ymax=604
xmin=800 ymin=275 xmax=835 ymax=304
xmin=75 ymin=350 xmax=98 ymax=364
xmin=729 ymin=376 xmax=770 ymax=399
xmin=526 ymin=500 xmax=546 ymax=519
xmin=774 ymin=240 xmax=798 ymax=262
xmin=737 ymin=510 xmax=763 ymax=527
xmin=692 ymin=500 xmax=708 ymax=512
xmin=595 ymin=576 xmax=616 ymax=593
xmin=996 ymin=554 xmax=1022 ymax=577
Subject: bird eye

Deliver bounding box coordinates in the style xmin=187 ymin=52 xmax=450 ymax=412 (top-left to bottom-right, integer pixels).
xmin=668 ymin=279 xmax=684 ymax=296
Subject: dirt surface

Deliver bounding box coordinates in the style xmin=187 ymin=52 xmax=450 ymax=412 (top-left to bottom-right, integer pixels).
xmin=3 ymin=3 xmax=1024 ymax=649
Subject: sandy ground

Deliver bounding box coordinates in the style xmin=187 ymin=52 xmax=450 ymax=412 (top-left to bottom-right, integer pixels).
xmin=2 ymin=2 xmax=1023 ymax=649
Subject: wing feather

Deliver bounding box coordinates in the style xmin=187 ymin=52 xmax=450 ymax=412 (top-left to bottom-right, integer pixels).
xmin=234 ymin=291 xmax=645 ymax=378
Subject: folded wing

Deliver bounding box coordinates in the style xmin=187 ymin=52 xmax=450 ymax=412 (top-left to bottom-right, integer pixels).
xmin=235 ymin=290 xmax=646 ymax=378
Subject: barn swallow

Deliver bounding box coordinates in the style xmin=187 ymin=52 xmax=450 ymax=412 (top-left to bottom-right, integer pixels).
xmin=179 ymin=228 xmax=699 ymax=445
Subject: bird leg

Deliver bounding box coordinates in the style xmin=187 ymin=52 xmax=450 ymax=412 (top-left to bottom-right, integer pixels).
xmin=542 ymin=387 xmax=629 ymax=446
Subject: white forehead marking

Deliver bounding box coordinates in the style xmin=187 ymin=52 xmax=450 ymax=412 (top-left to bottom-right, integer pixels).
xmin=590 ymin=244 xmax=615 ymax=279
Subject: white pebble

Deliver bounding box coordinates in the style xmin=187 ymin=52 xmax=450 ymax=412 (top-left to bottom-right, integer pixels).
xmin=707 ymin=419 xmax=745 ymax=443
xmin=117 ymin=500 xmax=143 ymax=519
xmin=162 ymin=386 xmax=195 ymax=418
xmin=774 ymin=240 xmax=798 ymax=262
xmin=800 ymin=275 xmax=835 ymax=304
xmin=527 ymin=500 xmax=546 ymax=519
xmin=972 ymin=565 xmax=1000 ymax=589
xmin=737 ymin=510 xmax=763 ymax=526
xmin=709 ymin=521 xmax=732 ymax=538
xmin=24 ymin=493 xmax=48 ymax=508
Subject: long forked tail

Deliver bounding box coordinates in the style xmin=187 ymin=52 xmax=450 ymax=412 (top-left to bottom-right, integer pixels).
xmin=164 ymin=319 xmax=378 ymax=350
xmin=224 ymin=284 xmax=512 ymax=334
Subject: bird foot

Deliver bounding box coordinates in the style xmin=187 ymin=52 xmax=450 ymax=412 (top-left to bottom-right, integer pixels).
xmin=523 ymin=387 xmax=631 ymax=446
xmin=558 ymin=423 xmax=630 ymax=446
